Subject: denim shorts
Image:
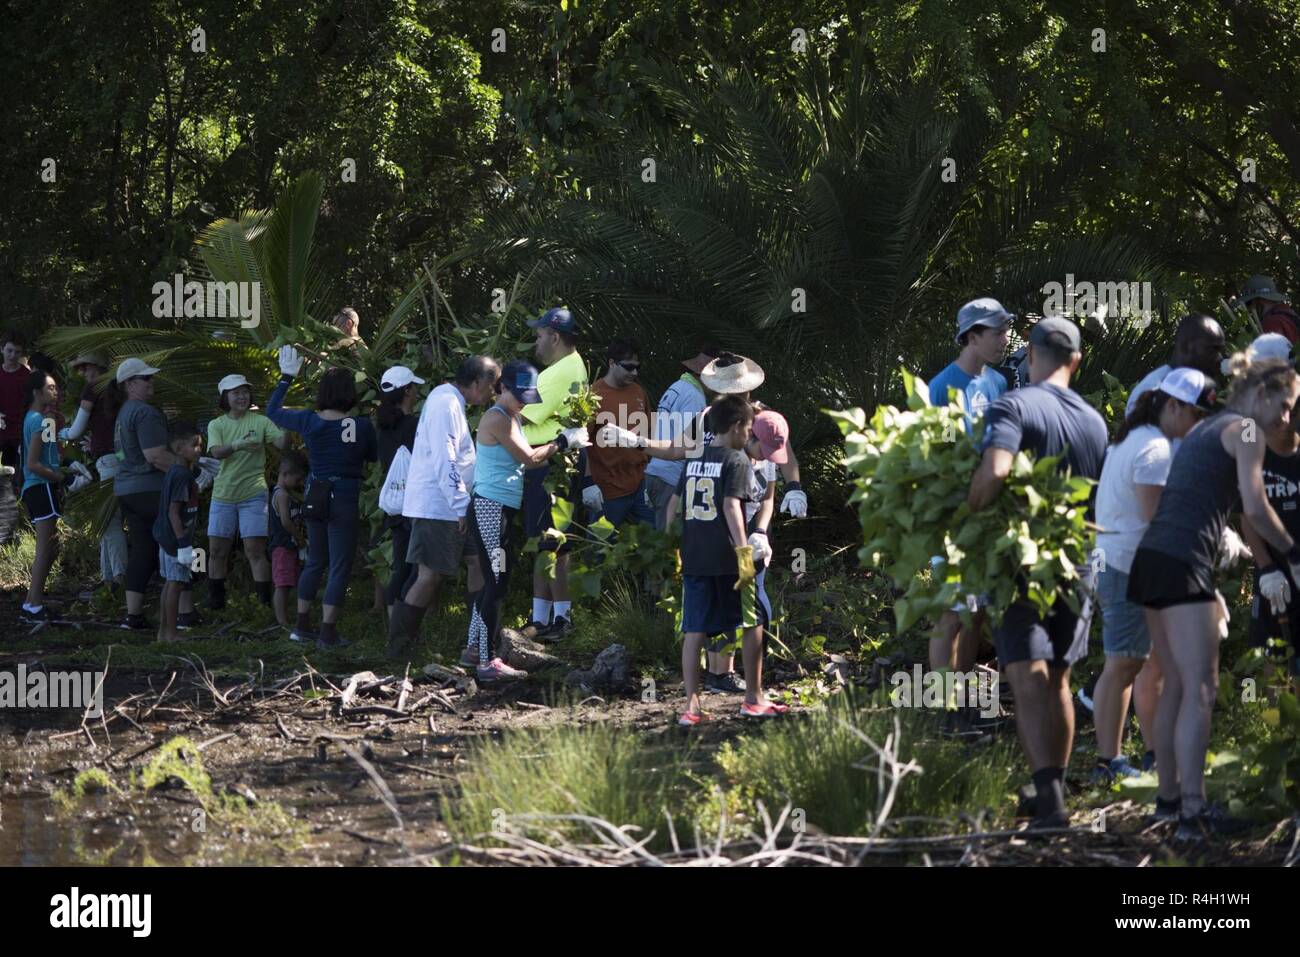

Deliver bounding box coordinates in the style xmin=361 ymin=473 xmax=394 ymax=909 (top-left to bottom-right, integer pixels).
xmin=208 ymin=494 xmax=269 ymax=539
xmin=158 ymin=546 xmax=193 ymax=583
xmin=1098 ymin=567 xmax=1150 ymax=659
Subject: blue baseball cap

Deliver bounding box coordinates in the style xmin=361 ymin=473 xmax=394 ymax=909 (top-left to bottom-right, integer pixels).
xmin=500 ymin=359 xmax=541 ymax=404
xmin=955 ymin=298 xmax=1015 ymax=344
xmin=527 ymin=306 xmax=577 ymax=334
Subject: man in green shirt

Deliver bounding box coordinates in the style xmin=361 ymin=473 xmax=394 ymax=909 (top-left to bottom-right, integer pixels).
xmin=519 ymin=307 xmax=588 ymax=639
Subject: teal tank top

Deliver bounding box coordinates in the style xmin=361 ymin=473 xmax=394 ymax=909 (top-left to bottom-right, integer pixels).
xmin=473 ymin=406 xmax=526 ymax=508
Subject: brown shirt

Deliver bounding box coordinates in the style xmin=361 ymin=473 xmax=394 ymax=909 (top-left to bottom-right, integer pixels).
xmin=587 ymin=380 xmax=650 ymax=499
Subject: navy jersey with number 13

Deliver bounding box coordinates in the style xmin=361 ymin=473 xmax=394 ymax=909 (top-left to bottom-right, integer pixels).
xmin=677 ymin=445 xmax=751 ymax=576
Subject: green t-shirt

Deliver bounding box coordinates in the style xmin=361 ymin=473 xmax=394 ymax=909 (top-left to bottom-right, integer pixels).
xmin=520 ymin=350 xmax=588 ymax=445
xmin=208 ymin=411 xmax=283 ymax=503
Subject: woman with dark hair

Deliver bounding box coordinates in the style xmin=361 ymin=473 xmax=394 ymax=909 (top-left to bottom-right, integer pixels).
xmin=465 ymin=359 xmax=590 ymax=681
xmin=267 ymin=347 xmax=377 ymax=648
xmin=19 ymin=370 xmax=65 ymax=621
xmin=1091 ymin=369 xmax=1212 ymax=784
xmin=375 ymin=366 xmax=424 ymax=618
xmin=60 ymin=353 xmax=127 ymax=594
xmin=205 ymin=374 xmax=287 ymax=610
xmin=1129 ymin=354 xmax=1300 ymax=840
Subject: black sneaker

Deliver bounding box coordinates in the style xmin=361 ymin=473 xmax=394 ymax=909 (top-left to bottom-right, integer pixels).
xmin=20 ymin=606 xmax=50 ymax=622
xmin=706 ymin=671 xmax=745 ymax=694
xmin=1173 ymin=803 xmax=1249 ymax=842
xmin=1146 ymin=795 xmax=1180 ymax=824
xmin=517 ymin=620 xmax=550 ymax=641
xmin=537 ymin=616 xmax=574 ymax=642
xmin=316 ymin=635 xmax=351 ymax=650
xmin=1027 ymin=809 xmax=1070 ymax=832
xmin=177 ymin=611 xmax=200 ymax=631
xmin=120 ymin=614 xmax=152 ymax=631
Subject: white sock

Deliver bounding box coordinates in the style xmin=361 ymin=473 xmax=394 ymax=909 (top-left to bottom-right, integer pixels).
xmin=532 ymin=599 xmax=553 ymax=625
xmin=553 ymin=601 xmax=572 ymax=622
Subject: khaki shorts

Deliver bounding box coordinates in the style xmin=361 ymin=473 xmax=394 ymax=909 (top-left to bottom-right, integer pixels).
xmin=407 ymin=517 xmax=475 ymax=575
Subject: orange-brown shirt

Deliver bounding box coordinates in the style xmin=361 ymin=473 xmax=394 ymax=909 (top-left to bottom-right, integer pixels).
xmin=587 ymin=380 xmax=650 ymax=498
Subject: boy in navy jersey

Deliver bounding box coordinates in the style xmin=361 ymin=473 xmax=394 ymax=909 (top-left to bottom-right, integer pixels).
xmin=669 ymin=396 xmax=788 ymax=725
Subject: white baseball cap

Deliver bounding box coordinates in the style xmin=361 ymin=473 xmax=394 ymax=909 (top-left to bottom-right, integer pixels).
xmin=1158 ymin=367 xmax=1217 ymax=411
xmin=1248 ymin=332 xmax=1293 ymax=363
xmin=115 ymin=357 xmax=161 ymax=383
xmin=217 ymin=374 xmax=250 ymax=395
xmin=380 ymin=366 xmax=425 ymax=392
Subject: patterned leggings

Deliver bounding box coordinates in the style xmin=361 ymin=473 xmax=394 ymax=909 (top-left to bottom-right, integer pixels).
xmin=466 ymin=494 xmax=517 ymax=666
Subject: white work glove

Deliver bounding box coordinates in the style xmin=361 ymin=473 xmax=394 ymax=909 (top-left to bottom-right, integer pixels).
xmin=57 ymin=426 xmax=72 ymax=442
xmin=1259 ymin=568 xmax=1291 ymax=618
xmin=780 ymin=488 xmax=808 ymax=518
xmin=597 ymin=424 xmax=641 ymax=448
xmin=278 ymin=345 xmax=304 ymax=376
xmin=65 ymin=461 xmax=93 ymax=493
xmin=176 ymin=545 xmax=195 ymax=569
xmin=558 ymin=426 xmax=592 ymax=451
xmin=298 ymin=546 xmax=309 ymax=561
xmin=231 ymin=435 xmax=259 ymax=453
xmin=195 ymin=456 xmax=220 ymax=492
xmin=748 ymin=530 xmax=771 ymax=564
xmin=1217 ymin=526 xmax=1251 ymax=571
xmin=582 ymin=483 xmax=604 ymax=513
xmin=1214 ymin=590 xmax=1230 ymax=640
xmin=95 ymin=454 xmax=120 ymax=480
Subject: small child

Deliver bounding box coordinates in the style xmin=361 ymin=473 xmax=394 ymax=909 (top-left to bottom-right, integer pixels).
xmin=668 ymin=395 xmax=788 ymax=726
xmin=153 ymin=421 xmax=202 ymax=642
xmin=268 ymin=449 xmax=308 ymax=628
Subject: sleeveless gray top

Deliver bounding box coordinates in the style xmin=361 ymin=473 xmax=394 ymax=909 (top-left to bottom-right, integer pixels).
xmin=1137 ymin=410 xmax=1241 ymax=572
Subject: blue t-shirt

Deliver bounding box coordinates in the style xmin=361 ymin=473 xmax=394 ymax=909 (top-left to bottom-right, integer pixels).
xmin=20 ymin=410 xmax=60 ymax=493
xmin=929 ymin=362 xmax=1008 ymax=429
xmin=266 ymin=375 xmax=378 ymax=498
xmin=152 ymin=464 xmax=199 ymax=555
xmin=980 ymin=383 xmax=1108 ymax=481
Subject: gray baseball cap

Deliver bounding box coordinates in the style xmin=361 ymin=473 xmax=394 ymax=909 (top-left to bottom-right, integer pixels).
xmin=1028 ymin=316 xmax=1082 ymax=352
xmin=955 ymin=298 xmax=1015 ymax=344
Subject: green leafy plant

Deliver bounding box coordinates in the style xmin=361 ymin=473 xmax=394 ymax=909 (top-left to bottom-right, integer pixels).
xmin=828 ymin=368 xmax=1095 ymax=632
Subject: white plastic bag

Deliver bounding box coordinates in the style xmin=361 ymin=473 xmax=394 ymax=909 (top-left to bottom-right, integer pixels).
xmin=379 ymin=445 xmax=411 ymax=516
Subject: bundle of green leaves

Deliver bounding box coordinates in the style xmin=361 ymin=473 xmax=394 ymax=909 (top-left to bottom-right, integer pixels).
xmin=828 ymin=370 xmax=1095 ymax=632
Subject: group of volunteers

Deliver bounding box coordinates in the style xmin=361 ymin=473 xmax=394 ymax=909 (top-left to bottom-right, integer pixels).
xmin=13 ymin=268 xmax=1300 ymax=830
xmin=9 ymin=305 xmax=809 ymax=724
xmin=928 ymin=275 xmax=1300 ymax=842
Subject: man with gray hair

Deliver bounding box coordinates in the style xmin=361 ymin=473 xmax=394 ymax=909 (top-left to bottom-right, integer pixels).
xmin=387 ymin=355 xmax=501 ymax=659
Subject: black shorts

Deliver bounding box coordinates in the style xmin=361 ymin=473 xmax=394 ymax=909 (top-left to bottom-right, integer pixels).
xmin=994 ymin=598 xmax=1088 ymax=668
xmin=522 ymin=461 xmax=580 ymax=554
xmin=1126 ymin=547 xmax=1215 ymax=609
xmin=22 ymin=483 xmax=62 ymax=523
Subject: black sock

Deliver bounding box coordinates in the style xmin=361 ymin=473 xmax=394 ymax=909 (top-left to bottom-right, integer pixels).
xmin=296 ymin=611 xmax=311 ymax=633
xmin=208 ymin=578 xmax=227 ymax=609
xmin=254 ymin=579 xmax=272 ymax=605
xmin=1032 ymin=767 xmax=1065 ymax=818
xmin=319 ymin=621 xmax=338 ymax=645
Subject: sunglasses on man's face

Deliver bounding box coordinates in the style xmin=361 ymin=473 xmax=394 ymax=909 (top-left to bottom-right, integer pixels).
xmin=617 ymin=361 xmax=640 ymax=372
xmin=132 ymin=375 xmax=154 ymax=383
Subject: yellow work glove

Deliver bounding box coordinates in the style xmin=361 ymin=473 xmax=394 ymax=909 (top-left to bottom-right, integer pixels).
xmin=733 ymin=545 xmax=756 ymax=590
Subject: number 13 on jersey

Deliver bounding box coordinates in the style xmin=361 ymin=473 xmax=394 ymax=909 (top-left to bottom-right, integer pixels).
xmin=685 ymin=476 xmax=717 ymax=521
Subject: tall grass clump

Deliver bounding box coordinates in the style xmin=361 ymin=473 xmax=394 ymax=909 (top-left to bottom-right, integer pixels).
xmin=699 ymin=692 xmax=1022 ymax=837
xmin=443 ymin=721 xmax=696 ymax=850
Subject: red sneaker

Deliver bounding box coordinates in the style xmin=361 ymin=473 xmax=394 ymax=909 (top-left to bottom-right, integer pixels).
xmin=739 ymin=701 xmax=789 ymax=719
xmin=678 ymin=711 xmax=706 ymax=727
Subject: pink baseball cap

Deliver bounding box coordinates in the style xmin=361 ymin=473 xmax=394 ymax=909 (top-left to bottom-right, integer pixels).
xmin=751 ymin=410 xmax=790 ymax=464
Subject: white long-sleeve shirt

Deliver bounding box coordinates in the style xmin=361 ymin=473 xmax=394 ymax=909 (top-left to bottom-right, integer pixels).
xmin=402 ymin=383 xmax=475 ymax=521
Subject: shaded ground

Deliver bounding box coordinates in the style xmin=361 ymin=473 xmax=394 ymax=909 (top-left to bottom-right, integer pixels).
xmin=1 ymin=585 xmax=1295 ymax=867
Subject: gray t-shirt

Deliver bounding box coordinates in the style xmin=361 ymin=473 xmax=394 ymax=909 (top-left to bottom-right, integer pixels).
xmin=113 ymin=399 xmax=169 ymax=495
